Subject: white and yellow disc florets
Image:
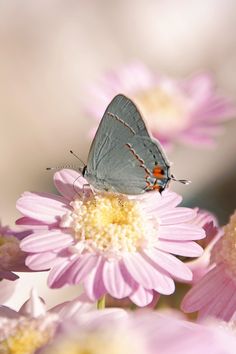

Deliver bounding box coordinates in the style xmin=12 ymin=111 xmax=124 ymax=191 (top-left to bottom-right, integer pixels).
xmin=61 ymin=193 xmax=157 ymax=259
xmin=0 ymin=315 xmax=57 ymax=354
xmin=134 ymin=86 xmax=191 ymax=134
xmin=43 ymin=326 xmax=146 ymax=354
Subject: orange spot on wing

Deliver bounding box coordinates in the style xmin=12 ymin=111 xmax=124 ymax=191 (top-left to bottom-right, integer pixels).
xmin=153 ymin=166 xmax=165 ymax=179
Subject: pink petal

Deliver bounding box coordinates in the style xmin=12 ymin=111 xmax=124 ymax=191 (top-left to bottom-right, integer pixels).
xmin=144 ymin=249 xmax=192 ymax=281
xmin=145 ymin=190 xmax=182 ymax=213
xmin=16 ymin=217 xmax=50 ymax=229
xmin=123 ymin=253 xmax=175 ymax=294
xmin=159 ymin=208 xmax=195 ymax=224
xmin=67 ymin=254 xmax=100 ymax=285
xmin=50 ymin=294 xmax=94 ymax=321
xmin=181 ymin=73 xmax=213 ymax=103
xmin=83 ymin=257 xmax=106 ymax=301
xmin=0 ymin=279 xmax=18 ymax=304
xmin=156 ymin=240 xmax=203 ymax=257
xmin=20 ymin=230 xmax=73 ymax=252
xmin=47 ymin=258 xmax=76 ymax=288
xmin=25 ymin=252 xmax=58 ymax=270
xmin=0 ymin=305 xmax=20 ymax=319
xmin=181 ymin=265 xmax=225 ymax=312
xmin=129 ymin=286 xmax=153 ymax=307
xmin=17 ymin=192 xmax=70 ymax=224
xmin=0 ymin=271 xmax=18 ymax=281
xmin=198 ymin=278 xmax=236 ymax=321
xmin=103 ymin=260 xmax=133 ymax=298
xmin=159 ymin=224 xmax=205 ymax=241
xmin=54 ymin=169 xmax=87 ymax=200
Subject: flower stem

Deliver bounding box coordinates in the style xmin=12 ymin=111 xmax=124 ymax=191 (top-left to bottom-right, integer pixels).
xmin=97 ymin=295 xmax=106 ymax=310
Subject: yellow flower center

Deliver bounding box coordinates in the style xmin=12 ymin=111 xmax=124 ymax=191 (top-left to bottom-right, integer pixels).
xmin=133 ymin=87 xmax=191 ymax=135
xmin=44 ymin=329 xmax=146 ymax=354
xmin=0 ymin=320 xmax=54 ymax=354
xmin=0 ymin=235 xmax=22 ymax=269
xmin=63 ymin=193 xmax=156 ymax=259
xmin=211 ymin=211 xmax=236 ymax=279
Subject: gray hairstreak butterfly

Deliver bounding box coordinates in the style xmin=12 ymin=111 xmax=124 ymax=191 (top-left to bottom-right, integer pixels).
xmin=81 ymin=94 xmax=189 ymax=195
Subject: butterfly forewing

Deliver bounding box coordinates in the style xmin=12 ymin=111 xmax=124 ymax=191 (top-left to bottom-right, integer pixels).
xmin=86 ymin=94 xmax=149 ymax=173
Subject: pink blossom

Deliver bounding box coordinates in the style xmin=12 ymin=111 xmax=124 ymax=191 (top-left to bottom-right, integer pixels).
xmin=186 ymin=209 xmax=220 ymax=284
xmin=0 ymin=289 xmax=125 ymax=353
xmin=41 ymin=309 xmax=236 ymax=354
xmin=182 ymin=211 xmax=236 ymax=321
xmin=0 ymin=289 xmax=96 ymax=353
xmin=17 ymin=169 xmax=205 ymax=307
xmin=0 ymin=221 xmax=31 ymax=281
xmin=85 ymin=62 xmax=236 ymax=148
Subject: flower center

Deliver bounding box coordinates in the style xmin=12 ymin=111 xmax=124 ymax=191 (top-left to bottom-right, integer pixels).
xmin=0 ymin=235 xmax=23 ymax=269
xmin=133 ymin=86 xmax=191 ymax=135
xmin=1 ymin=318 xmax=55 ymax=354
xmin=62 ymin=193 xmax=156 ymax=259
xmin=45 ymin=329 xmax=146 ymax=354
xmin=211 ymin=211 xmax=236 ymax=279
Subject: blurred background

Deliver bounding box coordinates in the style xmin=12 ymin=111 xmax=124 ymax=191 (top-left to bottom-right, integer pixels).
xmin=1 ymin=0 xmax=236 ymax=309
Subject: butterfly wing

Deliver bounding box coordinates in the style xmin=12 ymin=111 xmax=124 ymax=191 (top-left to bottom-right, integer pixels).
xmin=86 ymin=94 xmax=149 ymax=174
xmin=94 ymin=135 xmax=171 ymax=194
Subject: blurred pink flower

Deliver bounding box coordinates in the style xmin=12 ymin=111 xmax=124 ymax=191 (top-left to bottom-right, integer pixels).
xmin=41 ymin=309 xmax=236 ymax=354
xmin=0 ymin=289 xmax=58 ymax=353
xmin=86 ymin=62 xmax=236 ymax=148
xmin=0 ymin=221 xmax=31 ymax=281
xmin=17 ymin=169 xmax=205 ymax=307
xmin=0 ymin=289 xmax=95 ymax=353
xmin=182 ymin=210 xmax=236 ymax=321
xmin=186 ymin=209 xmax=221 ymax=284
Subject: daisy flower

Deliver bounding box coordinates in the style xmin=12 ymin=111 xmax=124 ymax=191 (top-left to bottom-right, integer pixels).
xmin=17 ymin=169 xmax=205 ymax=307
xmin=86 ymin=62 xmax=236 ymax=148
xmin=41 ymin=310 xmax=236 ymax=354
xmin=0 ymin=221 xmax=31 ymax=281
xmin=182 ymin=210 xmax=236 ymax=321
xmin=0 ymin=289 xmax=96 ymax=354
xmin=0 ymin=289 xmax=58 ymax=354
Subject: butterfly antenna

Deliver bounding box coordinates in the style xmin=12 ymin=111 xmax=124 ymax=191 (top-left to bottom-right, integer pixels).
xmin=171 ymin=174 xmax=191 ymax=185
xmin=46 ymin=164 xmax=80 ymax=171
xmin=70 ymin=150 xmax=85 ymax=167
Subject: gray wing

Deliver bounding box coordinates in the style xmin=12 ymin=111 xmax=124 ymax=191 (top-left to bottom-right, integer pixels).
xmin=87 ymin=94 xmax=150 ymax=173
xmin=96 ymin=136 xmax=170 ymax=194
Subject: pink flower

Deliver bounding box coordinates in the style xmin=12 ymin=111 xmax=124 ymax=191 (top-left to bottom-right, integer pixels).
xmin=0 ymin=289 xmax=96 ymax=353
xmin=0 ymin=221 xmax=31 ymax=281
xmin=186 ymin=209 xmax=220 ymax=284
xmin=182 ymin=211 xmax=236 ymax=321
xmin=0 ymin=289 xmax=58 ymax=353
xmin=17 ymin=169 xmax=205 ymax=307
xmin=41 ymin=309 xmax=236 ymax=354
xmin=85 ymin=62 xmax=236 ymax=148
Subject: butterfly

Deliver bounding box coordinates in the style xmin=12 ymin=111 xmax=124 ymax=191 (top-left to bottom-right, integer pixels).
xmin=80 ymin=94 xmax=189 ymax=195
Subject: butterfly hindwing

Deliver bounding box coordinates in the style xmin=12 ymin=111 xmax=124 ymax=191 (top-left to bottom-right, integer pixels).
xmin=94 ymin=135 xmax=170 ymax=194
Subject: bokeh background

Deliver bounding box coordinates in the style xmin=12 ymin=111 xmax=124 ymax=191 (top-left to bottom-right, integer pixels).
xmin=1 ymin=0 xmax=236 ymax=308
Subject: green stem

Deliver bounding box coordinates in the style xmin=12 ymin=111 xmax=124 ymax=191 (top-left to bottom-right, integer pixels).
xmin=97 ymin=295 xmax=106 ymax=310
